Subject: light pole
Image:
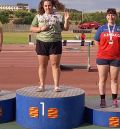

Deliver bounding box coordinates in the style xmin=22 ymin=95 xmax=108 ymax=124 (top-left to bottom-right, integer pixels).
xmin=81 ymin=10 xmax=84 ymax=23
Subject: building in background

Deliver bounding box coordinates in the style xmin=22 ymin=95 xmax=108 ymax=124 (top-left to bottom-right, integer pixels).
xmin=0 ymin=3 xmax=29 ymax=11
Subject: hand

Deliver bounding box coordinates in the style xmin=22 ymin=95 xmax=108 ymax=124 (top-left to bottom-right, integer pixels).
xmin=40 ymin=25 xmax=49 ymax=31
xmin=64 ymin=11 xmax=69 ymax=21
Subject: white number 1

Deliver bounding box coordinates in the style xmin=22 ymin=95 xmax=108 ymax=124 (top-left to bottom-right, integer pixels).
xmin=40 ymin=102 xmax=45 ymax=116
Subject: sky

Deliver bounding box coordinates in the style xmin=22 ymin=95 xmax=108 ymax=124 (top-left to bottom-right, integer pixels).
xmin=0 ymin=0 xmax=120 ymax=12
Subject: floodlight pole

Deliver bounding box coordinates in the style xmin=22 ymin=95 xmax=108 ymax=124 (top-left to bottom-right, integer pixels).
xmin=81 ymin=11 xmax=84 ymax=22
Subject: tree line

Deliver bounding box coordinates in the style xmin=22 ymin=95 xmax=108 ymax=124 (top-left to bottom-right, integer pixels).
xmin=0 ymin=10 xmax=35 ymax=24
xmin=0 ymin=9 xmax=120 ymax=25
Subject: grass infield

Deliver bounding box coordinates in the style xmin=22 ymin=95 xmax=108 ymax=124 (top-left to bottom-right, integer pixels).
xmin=0 ymin=121 xmax=114 ymax=129
xmin=3 ymin=31 xmax=95 ymax=44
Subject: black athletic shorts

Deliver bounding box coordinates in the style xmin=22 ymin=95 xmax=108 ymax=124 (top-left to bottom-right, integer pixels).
xmin=36 ymin=40 xmax=62 ymax=56
xmin=96 ymin=58 xmax=120 ymax=67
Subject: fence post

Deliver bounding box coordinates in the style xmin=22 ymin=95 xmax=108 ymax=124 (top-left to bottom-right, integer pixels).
xmin=28 ymin=33 xmax=34 ymax=45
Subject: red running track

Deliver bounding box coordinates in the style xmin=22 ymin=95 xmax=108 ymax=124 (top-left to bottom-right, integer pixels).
xmin=0 ymin=44 xmax=119 ymax=95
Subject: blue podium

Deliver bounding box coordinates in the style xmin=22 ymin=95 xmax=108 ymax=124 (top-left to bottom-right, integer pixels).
xmin=85 ymin=97 xmax=120 ymax=128
xmin=16 ymin=86 xmax=85 ymax=129
xmin=0 ymin=90 xmax=16 ymax=123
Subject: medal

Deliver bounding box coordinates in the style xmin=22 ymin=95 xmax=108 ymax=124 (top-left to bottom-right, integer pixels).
xmin=109 ymin=40 xmax=113 ymax=44
xmin=108 ymin=24 xmax=115 ymax=44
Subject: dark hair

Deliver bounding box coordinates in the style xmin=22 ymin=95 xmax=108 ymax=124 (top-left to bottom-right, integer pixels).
xmin=106 ymin=8 xmax=117 ymax=15
xmin=38 ymin=0 xmax=65 ymax=14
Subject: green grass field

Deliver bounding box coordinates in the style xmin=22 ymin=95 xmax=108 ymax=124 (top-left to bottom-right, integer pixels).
xmin=3 ymin=31 xmax=95 ymax=44
xmin=0 ymin=121 xmax=117 ymax=129
xmin=3 ymin=32 xmax=29 ymax=44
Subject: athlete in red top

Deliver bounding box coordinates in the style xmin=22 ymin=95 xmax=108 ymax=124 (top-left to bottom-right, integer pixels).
xmin=94 ymin=8 xmax=120 ymax=108
xmin=80 ymin=32 xmax=86 ymax=46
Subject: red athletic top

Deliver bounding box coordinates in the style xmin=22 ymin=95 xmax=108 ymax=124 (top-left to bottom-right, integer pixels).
xmin=94 ymin=24 xmax=120 ymax=60
xmin=80 ymin=34 xmax=86 ymax=40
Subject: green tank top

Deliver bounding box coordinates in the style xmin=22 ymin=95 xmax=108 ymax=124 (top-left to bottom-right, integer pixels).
xmin=31 ymin=13 xmax=64 ymax=42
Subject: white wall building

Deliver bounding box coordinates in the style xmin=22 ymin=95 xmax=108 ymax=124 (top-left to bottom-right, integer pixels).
xmin=0 ymin=3 xmax=29 ymax=11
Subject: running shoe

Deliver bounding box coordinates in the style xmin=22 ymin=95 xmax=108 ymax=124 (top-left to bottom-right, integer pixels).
xmin=100 ymin=99 xmax=106 ymax=108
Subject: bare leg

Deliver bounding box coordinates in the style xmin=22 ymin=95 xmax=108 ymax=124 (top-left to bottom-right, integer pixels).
xmin=50 ymin=54 xmax=61 ymax=91
xmin=110 ymin=66 xmax=120 ymax=107
xmin=110 ymin=66 xmax=120 ymax=94
xmin=97 ymin=65 xmax=109 ymax=108
xmin=97 ymin=65 xmax=109 ymax=95
xmin=37 ymin=55 xmax=49 ymax=90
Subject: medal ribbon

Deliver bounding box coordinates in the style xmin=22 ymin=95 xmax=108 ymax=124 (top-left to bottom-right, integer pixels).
xmin=108 ymin=24 xmax=115 ymax=41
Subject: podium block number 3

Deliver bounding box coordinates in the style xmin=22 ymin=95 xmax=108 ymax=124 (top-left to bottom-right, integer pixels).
xmin=109 ymin=117 xmax=119 ymax=127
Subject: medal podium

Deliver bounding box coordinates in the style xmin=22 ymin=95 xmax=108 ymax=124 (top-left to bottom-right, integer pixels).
xmin=85 ymin=97 xmax=120 ymax=128
xmin=0 ymin=90 xmax=16 ymax=123
xmin=16 ymin=86 xmax=85 ymax=129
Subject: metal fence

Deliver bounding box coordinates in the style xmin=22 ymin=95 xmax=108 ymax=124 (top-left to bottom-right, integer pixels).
xmin=2 ymin=24 xmax=78 ymax=32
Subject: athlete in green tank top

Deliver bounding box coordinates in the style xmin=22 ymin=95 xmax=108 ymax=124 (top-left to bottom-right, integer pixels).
xmin=31 ymin=12 xmax=64 ymax=42
xmin=30 ymin=0 xmax=69 ymax=92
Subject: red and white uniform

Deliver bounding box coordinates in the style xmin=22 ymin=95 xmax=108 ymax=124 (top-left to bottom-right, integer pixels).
xmin=94 ymin=23 xmax=120 ymax=60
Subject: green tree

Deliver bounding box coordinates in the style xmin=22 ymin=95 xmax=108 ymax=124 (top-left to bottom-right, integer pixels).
xmin=15 ymin=10 xmax=32 ymax=18
xmin=0 ymin=13 xmax=9 ymax=23
xmin=70 ymin=12 xmax=82 ymax=22
xmin=30 ymin=9 xmax=37 ymax=14
xmin=13 ymin=18 xmax=23 ymax=24
xmin=22 ymin=15 xmax=34 ymax=24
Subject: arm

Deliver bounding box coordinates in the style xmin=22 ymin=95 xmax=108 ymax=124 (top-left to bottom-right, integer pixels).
xmin=0 ymin=27 xmax=3 ymax=52
xmin=94 ymin=40 xmax=99 ymax=46
xmin=30 ymin=25 xmax=49 ymax=33
xmin=93 ymin=26 xmax=102 ymax=48
xmin=63 ymin=12 xmax=70 ymax=31
xmin=94 ymin=40 xmax=99 ymax=49
xmin=30 ymin=14 xmax=49 ymax=33
xmin=30 ymin=26 xmax=41 ymax=33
